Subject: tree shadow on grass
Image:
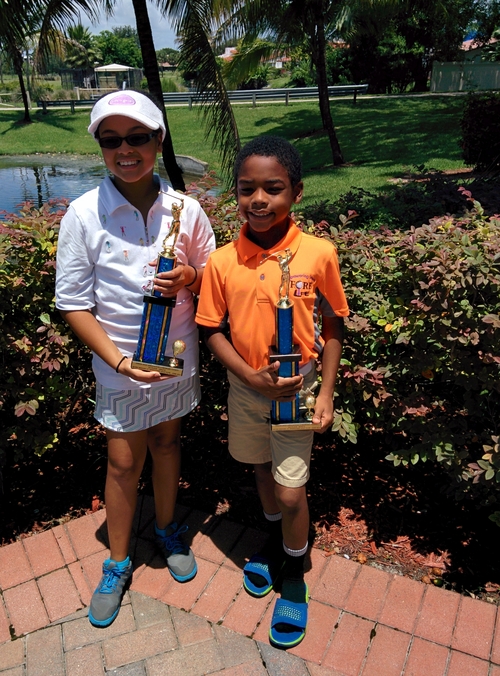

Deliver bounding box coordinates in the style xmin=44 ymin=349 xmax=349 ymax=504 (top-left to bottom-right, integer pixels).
xmin=248 ymin=96 xmax=464 ymax=177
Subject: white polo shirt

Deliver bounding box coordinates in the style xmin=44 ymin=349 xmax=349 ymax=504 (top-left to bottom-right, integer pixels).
xmin=56 ymin=175 xmax=215 ymax=390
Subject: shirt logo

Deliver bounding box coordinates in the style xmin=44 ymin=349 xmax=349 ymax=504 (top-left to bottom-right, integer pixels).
xmin=291 ymin=274 xmax=315 ymax=298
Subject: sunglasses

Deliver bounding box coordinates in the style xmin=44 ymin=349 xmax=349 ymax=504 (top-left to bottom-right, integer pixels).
xmin=97 ymin=131 xmax=159 ymax=149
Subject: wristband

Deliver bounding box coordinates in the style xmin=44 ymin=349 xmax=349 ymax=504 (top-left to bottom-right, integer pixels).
xmin=115 ymin=356 xmax=127 ymax=373
xmin=185 ymin=265 xmax=198 ymax=288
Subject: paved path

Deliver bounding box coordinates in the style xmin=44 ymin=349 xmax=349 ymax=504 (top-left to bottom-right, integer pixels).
xmin=0 ymin=496 xmax=499 ymax=675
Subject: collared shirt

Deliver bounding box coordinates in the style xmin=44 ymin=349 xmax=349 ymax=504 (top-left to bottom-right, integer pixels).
xmin=196 ymin=219 xmax=349 ymax=371
xmin=56 ymin=175 xmax=215 ymax=389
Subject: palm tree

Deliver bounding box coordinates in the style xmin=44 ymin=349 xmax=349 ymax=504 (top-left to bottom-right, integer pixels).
xmin=161 ymin=0 xmax=346 ymax=166
xmin=158 ymin=0 xmax=241 ymax=181
xmin=0 ymin=0 xmax=185 ymax=186
xmin=130 ymin=0 xmax=185 ymax=189
xmin=0 ymin=0 xmax=44 ymax=122
xmin=161 ymin=0 xmax=400 ymax=169
xmin=65 ymin=24 xmax=101 ymax=69
xmin=220 ymin=0 xmax=358 ymax=166
xmin=0 ymin=0 xmax=103 ymax=123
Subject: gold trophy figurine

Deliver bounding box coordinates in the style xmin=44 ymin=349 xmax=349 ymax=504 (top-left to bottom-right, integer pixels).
xmin=300 ymin=381 xmax=319 ymax=422
xmin=276 ymin=249 xmax=292 ymax=308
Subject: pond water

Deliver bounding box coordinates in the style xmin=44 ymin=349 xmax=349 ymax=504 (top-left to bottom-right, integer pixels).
xmin=0 ymin=155 xmax=205 ymax=217
xmin=0 ymin=155 xmax=108 ymax=216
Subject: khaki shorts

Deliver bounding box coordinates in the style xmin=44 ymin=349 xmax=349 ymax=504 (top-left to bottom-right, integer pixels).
xmin=227 ymin=367 xmax=317 ymax=488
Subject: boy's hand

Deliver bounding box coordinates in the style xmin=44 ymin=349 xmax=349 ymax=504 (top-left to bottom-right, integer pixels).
xmin=151 ymin=261 xmax=194 ymax=296
xmin=312 ymin=391 xmax=334 ymax=433
xmin=247 ymin=361 xmax=304 ymax=401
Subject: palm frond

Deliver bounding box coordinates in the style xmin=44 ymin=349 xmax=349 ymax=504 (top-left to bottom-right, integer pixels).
xmin=36 ymin=0 xmax=102 ymax=63
xmin=159 ymin=0 xmax=240 ymax=181
xmin=215 ymin=0 xmax=281 ymax=46
xmin=33 ymin=26 xmax=67 ymax=69
xmin=222 ymin=39 xmax=276 ymax=89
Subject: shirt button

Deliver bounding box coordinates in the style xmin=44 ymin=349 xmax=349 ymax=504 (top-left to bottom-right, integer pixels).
xmin=260 ymin=274 xmax=265 ymax=281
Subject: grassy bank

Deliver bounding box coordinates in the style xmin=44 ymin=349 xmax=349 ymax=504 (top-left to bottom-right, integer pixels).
xmin=0 ymin=95 xmax=467 ymax=204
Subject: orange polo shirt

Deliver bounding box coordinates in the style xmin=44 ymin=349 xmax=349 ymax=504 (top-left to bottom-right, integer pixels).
xmin=196 ymin=220 xmax=349 ymax=371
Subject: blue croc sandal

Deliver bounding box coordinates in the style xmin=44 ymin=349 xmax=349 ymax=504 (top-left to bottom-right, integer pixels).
xmin=269 ymin=584 xmax=309 ymax=649
xmin=243 ymin=555 xmax=282 ymax=598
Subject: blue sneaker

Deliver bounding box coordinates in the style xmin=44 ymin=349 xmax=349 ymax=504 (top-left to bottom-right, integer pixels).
xmin=88 ymin=558 xmax=133 ymax=627
xmin=155 ymin=522 xmax=197 ymax=582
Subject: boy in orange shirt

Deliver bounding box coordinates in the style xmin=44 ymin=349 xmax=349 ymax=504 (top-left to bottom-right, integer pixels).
xmin=196 ymin=136 xmax=349 ymax=648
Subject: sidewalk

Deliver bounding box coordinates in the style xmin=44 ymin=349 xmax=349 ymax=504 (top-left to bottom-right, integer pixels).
xmin=0 ymin=496 xmax=499 ymax=675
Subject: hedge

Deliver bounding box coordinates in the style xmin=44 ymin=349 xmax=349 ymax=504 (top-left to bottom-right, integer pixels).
xmin=1 ymin=178 xmax=499 ymax=520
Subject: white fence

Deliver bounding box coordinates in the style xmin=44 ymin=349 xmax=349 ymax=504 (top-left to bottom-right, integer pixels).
xmin=431 ymin=61 xmax=500 ymax=92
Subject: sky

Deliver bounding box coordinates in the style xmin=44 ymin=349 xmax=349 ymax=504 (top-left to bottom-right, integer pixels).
xmin=80 ymin=0 xmax=178 ymax=51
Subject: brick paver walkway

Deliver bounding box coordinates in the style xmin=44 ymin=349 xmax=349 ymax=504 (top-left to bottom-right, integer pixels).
xmin=0 ymin=496 xmax=499 ymax=675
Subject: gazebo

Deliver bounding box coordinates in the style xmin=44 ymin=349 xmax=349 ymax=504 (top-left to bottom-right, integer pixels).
xmin=94 ymin=64 xmax=142 ymax=90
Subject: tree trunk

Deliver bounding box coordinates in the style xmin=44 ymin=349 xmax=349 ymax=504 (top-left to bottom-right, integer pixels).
xmin=13 ymin=48 xmax=31 ymax=124
xmin=131 ymin=0 xmax=185 ymax=191
xmin=311 ymin=16 xmax=344 ymax=166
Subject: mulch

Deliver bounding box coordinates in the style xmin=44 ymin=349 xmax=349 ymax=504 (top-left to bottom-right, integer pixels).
xmin=1 ymin=355 xmax=499 ymax=606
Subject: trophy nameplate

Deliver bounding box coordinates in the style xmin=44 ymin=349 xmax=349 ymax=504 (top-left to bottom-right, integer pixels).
xmin=131 ymin=200 xmax=186 ymax=376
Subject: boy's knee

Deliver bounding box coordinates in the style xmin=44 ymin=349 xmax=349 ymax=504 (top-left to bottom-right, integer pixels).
xmin=254 ymin=461 xmax=273 ymax=479
xmin=274 ymin=484 xmax=307 ymax=513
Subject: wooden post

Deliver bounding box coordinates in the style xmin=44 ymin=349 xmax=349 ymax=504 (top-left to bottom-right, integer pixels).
xmin=252 ymin=92 xmax=256 ymax=108
xmin=70 ymin=100 xmax=75 ymax=113
xmin=285 ymin=91 xmax=289 ymax=106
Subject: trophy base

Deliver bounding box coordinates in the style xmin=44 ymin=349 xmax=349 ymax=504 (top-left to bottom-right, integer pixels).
xmin=271 ymin=420 xmax=322 ymax=432
xmin=131 ymin=356 xmax=183 ymax=377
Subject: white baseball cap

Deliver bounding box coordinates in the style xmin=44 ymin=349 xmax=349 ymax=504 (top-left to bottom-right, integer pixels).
xmin=88 ymin=90 xmax=166 ymax=138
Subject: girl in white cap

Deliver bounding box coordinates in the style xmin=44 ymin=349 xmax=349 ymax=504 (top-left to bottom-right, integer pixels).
xmin=55 ymin=90 xmax=215 ymax=627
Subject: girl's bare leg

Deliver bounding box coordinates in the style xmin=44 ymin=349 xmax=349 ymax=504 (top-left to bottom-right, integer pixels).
xmin=147 ymin=418 xmax=182 ymax=529
xmin=105 ymin=429 xmax=148 ymax=561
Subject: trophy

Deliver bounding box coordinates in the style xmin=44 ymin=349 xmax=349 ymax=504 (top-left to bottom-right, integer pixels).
xmin=267 ymin=249 xmax=321 ymax=431
xmin=131 ymin=200 xmax=186 ymax=376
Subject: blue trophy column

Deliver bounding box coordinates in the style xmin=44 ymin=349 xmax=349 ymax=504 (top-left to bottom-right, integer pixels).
xmin=135 ymin=255 xmax=175 ymax=365
xmin=272 ymin=303 xmax=300 ymax=423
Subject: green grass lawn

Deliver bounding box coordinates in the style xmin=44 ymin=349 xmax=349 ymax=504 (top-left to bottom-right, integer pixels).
xmin=0 ymin=94 xmax=467 ymax=205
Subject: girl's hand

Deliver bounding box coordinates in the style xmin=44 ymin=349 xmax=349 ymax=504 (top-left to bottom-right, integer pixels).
xmin=150 ymin=261 xmax=196 ymax=297
xmin=246 ymin=361 xmax=304 ymax=401
xmin=116 ymin=357 xmax=173 ymax=383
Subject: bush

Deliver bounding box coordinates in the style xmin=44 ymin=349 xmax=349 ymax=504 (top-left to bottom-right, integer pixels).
xmin=191 ymin=179 xmax=500 ymax=517
xmin=0 ymin=80 xmax=19 ymax=93
xmin=317 ymin=193 xmax=500 ymax=514
xmin=460 ymin=92 xmax=500 ymax=172
xmin=0 ymin=201 xmax=93 ymax=467
xmin=184 ymin=173 xmax=242 ymax=247
xmin=161 ymin=77 xmax=180 ymax=93
xmin=238 ymin=65 xmax=270 ymax=90
xmin=2 ymin=181 xmax=500 ymax=521
xmin=0 ymin=176 xmax=233 ymax=470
